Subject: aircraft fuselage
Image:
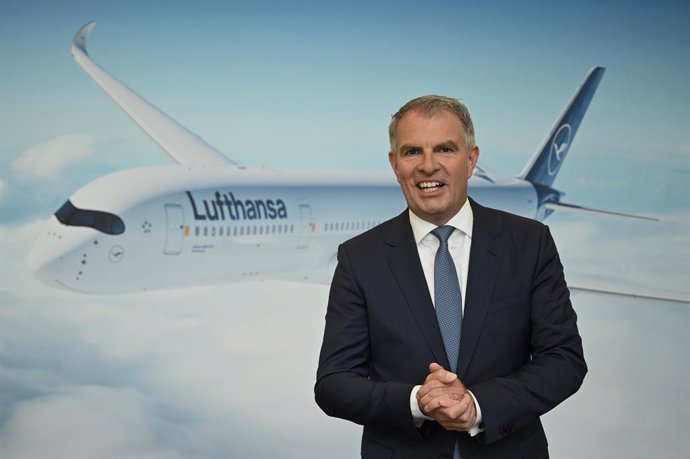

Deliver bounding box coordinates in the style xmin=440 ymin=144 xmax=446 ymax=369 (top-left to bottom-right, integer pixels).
xmin=29 ymin=165 xmax=537 ymax=293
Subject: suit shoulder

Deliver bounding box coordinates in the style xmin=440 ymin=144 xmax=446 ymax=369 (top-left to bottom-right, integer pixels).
xmin=497 ymin=207 xmax=544 ymax=229
xmin=474 ymin=201 xmax=546 ymax=234
xmin=342 ymin=216 xmax=396 ymax=250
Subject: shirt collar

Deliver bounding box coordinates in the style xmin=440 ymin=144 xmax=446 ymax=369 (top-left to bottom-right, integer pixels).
xmin=409 ymin=199 xmax=474 ymax=245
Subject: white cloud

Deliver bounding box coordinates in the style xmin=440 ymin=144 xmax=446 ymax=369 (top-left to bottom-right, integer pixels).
xmin=0 ymin=220 xmax=46 ymax=293
xmin=12 ymin=134 xmax=97 ymax=179
xmin=0 ymin=217 xmax=688 ymax=458
xmin=0 ymin=386 xmax=182 ymax=459
xmin=544 ymin=292 xmax=690 ymax=458
xmin=0 ymin=220 xmax=360 ymax=458
xmin=550 ymin=211 xmax=690 ymax=297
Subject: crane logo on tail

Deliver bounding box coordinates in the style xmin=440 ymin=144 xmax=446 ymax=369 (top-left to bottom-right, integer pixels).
xmin=548 ymin=124 xmax=572 ymax=176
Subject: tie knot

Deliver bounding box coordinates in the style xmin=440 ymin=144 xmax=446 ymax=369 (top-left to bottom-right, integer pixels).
xmin=432 ymin=225 xmax=455 ymax=244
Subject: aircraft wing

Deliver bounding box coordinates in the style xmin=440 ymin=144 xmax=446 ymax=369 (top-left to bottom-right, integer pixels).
xmin=566 ymin=273 xmax=689 ymax=304
xmin=545 ymin=202 xmax=659 ymax=222
xmin=71 ymin=22 xmax=235 ymax=166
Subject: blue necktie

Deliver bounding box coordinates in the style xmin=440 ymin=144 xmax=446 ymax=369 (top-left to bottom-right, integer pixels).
xmin=432 ymin=225 xmax=463 ymax=373
xmin=432 ymin=225 xmax=463 ymax=459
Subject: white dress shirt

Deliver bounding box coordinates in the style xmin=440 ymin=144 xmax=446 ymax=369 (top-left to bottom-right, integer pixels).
xmin=407 ymin=199 xmax=484 ymax=436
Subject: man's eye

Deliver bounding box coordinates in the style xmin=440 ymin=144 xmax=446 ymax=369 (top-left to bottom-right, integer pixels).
xmin=440 ymin=147 xmax=453 ymax=153
xmin=403 ymin=149 xmax=419 ymax=156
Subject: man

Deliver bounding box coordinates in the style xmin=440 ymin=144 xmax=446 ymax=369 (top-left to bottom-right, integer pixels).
xmin=315 ymin=95 xmax=586 ymax=458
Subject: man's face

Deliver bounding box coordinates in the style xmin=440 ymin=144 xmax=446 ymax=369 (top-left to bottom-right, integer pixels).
xmin=388 ymin=110 xmax=479 ymax=226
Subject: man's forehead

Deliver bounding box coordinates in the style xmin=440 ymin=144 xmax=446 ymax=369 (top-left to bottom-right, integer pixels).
xmin=399 ymin=109 xmax=464 ymax=127
xmin=397 ymin=110 xmax=466 ymax=137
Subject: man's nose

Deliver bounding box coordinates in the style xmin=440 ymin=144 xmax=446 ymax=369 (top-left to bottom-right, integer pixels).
xmin=418 ymin=151 xmax=439 ymax=174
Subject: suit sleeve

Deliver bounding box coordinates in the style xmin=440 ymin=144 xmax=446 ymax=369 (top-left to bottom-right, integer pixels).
xmin=469 ymin=225 xmax=587 ymax=445
xmin=314 ymin=243 xmax=422 ymax=439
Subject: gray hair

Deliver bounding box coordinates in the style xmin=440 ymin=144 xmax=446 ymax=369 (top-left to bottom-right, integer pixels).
xmin=388 ymin=95 xmax=476 ymax=151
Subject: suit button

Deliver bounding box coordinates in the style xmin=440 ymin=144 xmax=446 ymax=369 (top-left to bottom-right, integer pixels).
xmin=439 ymin=454 xmax=450 ymax=459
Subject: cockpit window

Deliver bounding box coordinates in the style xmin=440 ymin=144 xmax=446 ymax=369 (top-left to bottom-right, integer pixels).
xmin=55 ymin=200 xmax=125 ymax=235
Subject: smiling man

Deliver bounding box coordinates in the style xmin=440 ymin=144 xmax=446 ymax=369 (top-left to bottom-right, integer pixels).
xmin=315 ymin=95 xmax=586 ymax=459
xmin=389 ymin=104 xmax=478 ymax=226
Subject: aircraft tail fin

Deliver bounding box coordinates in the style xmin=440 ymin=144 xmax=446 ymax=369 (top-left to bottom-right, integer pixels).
xmin=520 ymin=67 xmax=605 ymax=187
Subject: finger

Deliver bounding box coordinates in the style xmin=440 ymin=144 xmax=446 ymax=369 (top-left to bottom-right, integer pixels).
xmin=439 ymin=371 xmax=458 ymax=384
xmin=423 ymin=396 xmax=450 ymax=414
xmin=448 ymin=396 xmax=477 ymax=427
xmin=445 ymin=393 xmax=471 ymax=417
xmin=427 ymin=363 xmax=457 ymax=383
xmin=425 ymin=393 xmax=467 ymax=422
xmin=437 ymin=404 xmax=474 ymax=430
xmin=428 ymin=362 xmax=444 ymax=373
xmin=418 ymin=386 xmax=453 ymax=414
xmin=425 ymin=367 xmax=457 ymax=385
xmin=460 ymin=396 xmax=477 ymax=427
xmin=417 ymin=379 xmax=448 ymax=399
xmin=423 ymin=390 xmax=468 ymax=415
xmin=418 ymin=386 xmax=453 ymax=408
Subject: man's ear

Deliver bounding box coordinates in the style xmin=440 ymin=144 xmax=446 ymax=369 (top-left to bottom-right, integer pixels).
xmin=388 ymin=151 xmax=398 ymax=175
xmin=467 ymin=146 xmax=480 ymax=178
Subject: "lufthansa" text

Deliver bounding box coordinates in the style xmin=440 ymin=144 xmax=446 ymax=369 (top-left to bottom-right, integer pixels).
xmin=186 ymin=191 xmax=288 ymax=221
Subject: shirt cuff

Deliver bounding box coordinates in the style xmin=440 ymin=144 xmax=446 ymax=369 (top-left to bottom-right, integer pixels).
xmin=467 ymin=390 xmax=484 ymax=436
xmin=410 ymin=385 xmax=434 ymax=427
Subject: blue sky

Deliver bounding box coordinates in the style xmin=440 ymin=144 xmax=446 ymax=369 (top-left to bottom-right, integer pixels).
xmin=0 ymin=1 xmax=689 ymax=457
xmin=1 ymin=0 xmax=689 ymax=222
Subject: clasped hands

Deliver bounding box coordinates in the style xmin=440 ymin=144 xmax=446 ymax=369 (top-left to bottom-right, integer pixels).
xmin=416 ymin=363 xmax=477 ymax=432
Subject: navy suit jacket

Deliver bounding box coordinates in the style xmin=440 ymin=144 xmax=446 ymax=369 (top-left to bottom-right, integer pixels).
xmin=315 ymin=199 xmax=586 ymax=459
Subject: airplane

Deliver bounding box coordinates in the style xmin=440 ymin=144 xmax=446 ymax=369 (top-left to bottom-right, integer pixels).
xmin=27 ymin=22 xmax=686 ymax=302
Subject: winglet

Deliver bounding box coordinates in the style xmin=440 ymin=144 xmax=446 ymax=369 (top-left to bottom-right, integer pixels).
xmin=70 ymin=22 xmax=235 ymax=167
xmin=71 ymin=21 xmax=96 ymax=55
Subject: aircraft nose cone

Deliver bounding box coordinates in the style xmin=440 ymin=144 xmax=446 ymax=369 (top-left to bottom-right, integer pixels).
xmin=29 ymin=223 xmax=53 ymax=272
xmin=28 ymin=217 xmax=67 ymax=280
xmin=28 ymin=216 xmax=95 ymax=288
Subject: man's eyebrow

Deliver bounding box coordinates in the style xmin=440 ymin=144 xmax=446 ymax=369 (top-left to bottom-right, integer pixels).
xmin=397 ymin=140 xmax=460 ymax=153
xmin=397 ymin=143 xmax=420 ymax=152
xmin=435 ymin=140 xmax=460 ymax=150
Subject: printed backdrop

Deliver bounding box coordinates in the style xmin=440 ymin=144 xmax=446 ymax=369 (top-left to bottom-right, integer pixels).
xmin=1 ymin=1 xmax=689 ymax=457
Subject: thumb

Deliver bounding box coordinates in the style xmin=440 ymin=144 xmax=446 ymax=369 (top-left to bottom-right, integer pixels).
xmin=429 ymin=362 xmax=445 ymax=373
xmin=428 ymin=362 xmax=457 ymax=383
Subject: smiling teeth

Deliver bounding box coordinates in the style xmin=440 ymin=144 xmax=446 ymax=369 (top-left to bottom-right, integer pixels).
xmin=418 ymin=181 xmax=442 ymax=191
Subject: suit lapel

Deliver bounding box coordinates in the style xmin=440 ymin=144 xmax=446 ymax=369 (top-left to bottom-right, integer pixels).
xmin=458 ymin=200 xmax=503 ymax=380
xmin=385 ymin=211 xmax=450 ymax=369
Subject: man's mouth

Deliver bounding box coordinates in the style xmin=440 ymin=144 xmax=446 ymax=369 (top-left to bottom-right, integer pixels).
xmin=417 ymin=181 xmax=445 ymax=193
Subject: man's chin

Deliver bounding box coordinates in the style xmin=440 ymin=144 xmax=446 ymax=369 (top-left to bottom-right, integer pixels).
xmin=414 ymin=210 xmax=452 ymax=226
